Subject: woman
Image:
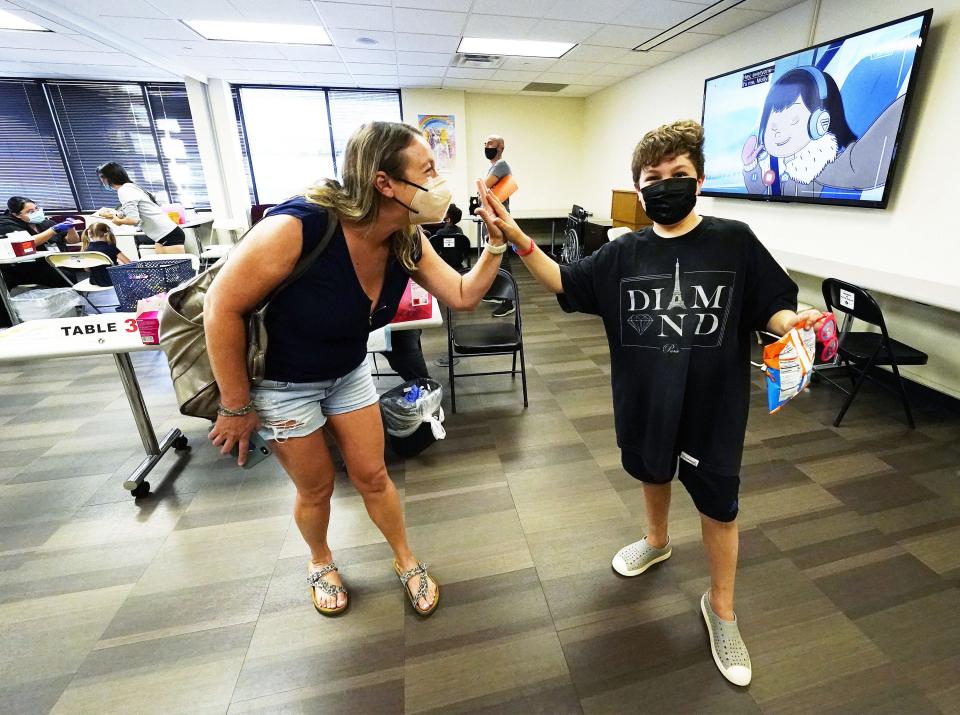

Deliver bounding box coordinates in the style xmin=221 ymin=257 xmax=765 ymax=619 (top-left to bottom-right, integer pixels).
xmin=205 ymin=121 xmax=509 ymax=617
xmin=96 ymin=162 xmax=185 ymax=254
xmin=0 ymin=196 xmax=80 ymax=326
xmin=0 ymin=196 xmax=80 ymax=251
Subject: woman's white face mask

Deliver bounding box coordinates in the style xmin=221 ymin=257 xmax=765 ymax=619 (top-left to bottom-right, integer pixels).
xmin=393 ymin=176 xmax=452 ymax=224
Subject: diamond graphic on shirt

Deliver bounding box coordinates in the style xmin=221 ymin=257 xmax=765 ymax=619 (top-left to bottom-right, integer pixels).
xmin=627 ymin=313 xmax=653 ymax=336
xmin=620 ymin=267 xmax=735 ymax=351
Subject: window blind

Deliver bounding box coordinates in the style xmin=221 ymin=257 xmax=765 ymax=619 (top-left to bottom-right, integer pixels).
xmin=46 ymin=81 xmax=168 ymax=211
xmin=0 ymin=79 xmax=76 ymax=211
xmin=145 ymin=84 xmax=209 ymax=208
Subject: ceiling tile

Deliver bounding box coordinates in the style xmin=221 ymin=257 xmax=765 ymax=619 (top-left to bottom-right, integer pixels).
xmin=0 ymin=32 xmax=99 ymax=51
xmin=740 ymin=0 xmax=806 ymax=11
xmin=442 ymin=78 xmax=486 ymax=89
xmin=238 ymin=57 xmax=297 ymax=71
xmin=593 ymin=62 xmax=642 ymax=77
xmin=610 ymin=48 xmax=677 ymax=66
xmin=338 ymin=47 xmax=397 ymax=63
xmin=313 ymin=2 xmax=394 ymax=31
xmin=482 ymin=79 xmax=526 ymax=91
xmin=544 ymin=0 xmax=633 ymax=24
xmin=180 ymin=55 xmax=244 ymax=70
xmin=142 ymin=0 xmax=239 ymax=16
xmin=586 ymin=25 xmax=661 ymax=48
xmin=525 ymin=19 xmax=600 ymax=43
xmin=536 ymin=71 xmax=609 ymax=86
xmin=394 ymin=8 xmax=466 ymax=36
xmin=651 ymin=31 xmax=719 ymax=53
xmin=294 ymin=60 xmax=350 ymax=73
xmin=445 ymin=66 xmax=495 ymax=79
xmin=395 ymin=32 xmax=459 ymax=52
xmin=394 ymin=0 xmax=472 ymax=10
xmin=499 ymin=56 xmax=556 ymax=71
xmin=492 ymin=69 xmax=540 ymax=81
xmin=348 ymin=62 xmax=398 ymax=74
xmin=326 ymin=28 xmax=397 ymax=50
xmin=398 ymin=77 xmax=442 ymax=87
xmin=77 ymin=0 xmax=166 ymax=18
xmin=277 ymin=44 xmax=344 ymax=61
xmin=463 ymin=14 xmax=539 ymax=40
xmin=697 ymin=7 xmax=771 ymax=35
xmin=561 ymin=44 xmax=631 ymax=62
xmin=105 ymin=17 xmax=201 ymax=40
xmin=614 ymin=0 xmax=707 ymax=29
xmin=559 ymin=84 xmax=601 ymax=96
xmin=294 ymin=73 xmax=358 ymax=85
xmin=352 ymin=75 xmax=398 ymax=86
xmin=552 ymin=58 xmax=608 ymax=74
xmin=160 ymin=39 xmax=285 ymax=58
xmin=395 ymin=50 xmax=451 ymax=66
xmin=470 ymin=0 xmax=554 ymax=17
xmin=229 ymin=0 xmax=323 ymax=24
xmin=397 ymin=64 xmax=445 ymax=77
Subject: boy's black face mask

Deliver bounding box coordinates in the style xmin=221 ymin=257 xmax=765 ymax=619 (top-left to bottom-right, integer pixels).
xmin=639 ymin=177 xmax=698 ymax=225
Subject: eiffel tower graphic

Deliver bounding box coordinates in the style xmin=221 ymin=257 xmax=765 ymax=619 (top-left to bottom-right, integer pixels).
xmin=667 ymin=259 xmax=686 ymax=310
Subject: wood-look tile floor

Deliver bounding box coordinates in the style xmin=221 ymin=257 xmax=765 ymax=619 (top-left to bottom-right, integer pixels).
xmin=2 ymin=271 xmax=959 ymax=714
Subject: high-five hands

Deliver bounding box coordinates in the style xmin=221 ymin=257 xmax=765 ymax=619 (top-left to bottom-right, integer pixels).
xmin=475 ymin=180 xmax=524 ymax=245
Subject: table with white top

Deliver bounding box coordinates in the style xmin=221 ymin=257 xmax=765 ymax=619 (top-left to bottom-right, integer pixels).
xmin=0 ymin=312 xmax=187 ymax=497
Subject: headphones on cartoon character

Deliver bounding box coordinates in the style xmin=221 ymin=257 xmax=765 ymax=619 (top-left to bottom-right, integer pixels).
xmin=795 ymin=65 xmax=831 ymax=140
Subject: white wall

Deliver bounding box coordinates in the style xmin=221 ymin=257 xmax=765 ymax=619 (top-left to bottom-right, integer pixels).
xmin=464 ymin=93 xmax=585 ymax=215
xmin=581 ymin=0 xmax=960 ymax=398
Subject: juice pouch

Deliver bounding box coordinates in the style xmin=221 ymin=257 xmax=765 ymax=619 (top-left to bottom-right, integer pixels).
xmin=762 ymin=327 xmax=816 ymax=413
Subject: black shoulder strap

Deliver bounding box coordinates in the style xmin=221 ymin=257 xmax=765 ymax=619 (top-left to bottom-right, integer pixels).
xmin=273 ymin=205 xmax=339 ymax=295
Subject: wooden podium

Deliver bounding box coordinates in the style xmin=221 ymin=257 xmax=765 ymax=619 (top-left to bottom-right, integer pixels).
xmin=611 ymin=189 xmax=652 ymax=231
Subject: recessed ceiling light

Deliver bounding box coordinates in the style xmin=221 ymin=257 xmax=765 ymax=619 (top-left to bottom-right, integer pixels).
xmin=0 ymin=9 xmax=48 ymax=32
xmin=356 ymin=36 xmax=378 ymax=46
xmin=457 ymin=37 xmax=574 ymax=58
xmin=184 ymin=19 xmax=331 ymax=45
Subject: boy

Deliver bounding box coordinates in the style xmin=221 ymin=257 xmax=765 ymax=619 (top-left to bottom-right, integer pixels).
xmin=475 ymin=119 xmax=824 ymax=686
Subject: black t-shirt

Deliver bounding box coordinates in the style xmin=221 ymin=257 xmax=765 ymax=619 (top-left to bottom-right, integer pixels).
xmin=559 ymin=216 xmax=797 ymax=477
xmin=264 ymin=196 xmax=418 ymax=382
xmin=85 ymin=240 xmax=121 ymax=286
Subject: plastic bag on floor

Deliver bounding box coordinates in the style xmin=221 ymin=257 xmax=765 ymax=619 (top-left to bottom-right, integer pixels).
xmin=11 ymin=287 xmax=83 ymax=321
xmin=380 ymin=378 xmax=445 ymax=457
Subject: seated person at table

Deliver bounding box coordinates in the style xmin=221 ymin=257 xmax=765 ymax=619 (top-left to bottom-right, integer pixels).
xmin=0 ymin=196 xmax=80 ymax=252
xmin=0 ymin=196 xmax=81 ymax=326
xmin=81 ymin=222 xmax=131 ymax=287
xmin=432 ymin=203 xmax=463 ymax=238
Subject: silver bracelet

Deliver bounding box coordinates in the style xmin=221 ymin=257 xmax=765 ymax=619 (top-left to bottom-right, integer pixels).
xmin=217 ymin=401 xmax=254 ymax=417
xmin=485 ymin=241 xmax=508 ymax=255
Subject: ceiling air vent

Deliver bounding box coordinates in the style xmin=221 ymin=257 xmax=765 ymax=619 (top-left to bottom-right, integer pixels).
xmin=452 ymin=53 xmax=504 ymax=69
xmin=522 ymin=82 xmax=567 ymax=92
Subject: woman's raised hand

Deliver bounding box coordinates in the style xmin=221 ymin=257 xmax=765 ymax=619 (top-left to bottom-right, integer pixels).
xmin=475 ymin=180 xmax=524 ymax=245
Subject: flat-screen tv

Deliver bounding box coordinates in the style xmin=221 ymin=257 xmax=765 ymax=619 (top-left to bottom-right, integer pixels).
xmin=700 ymin=9 xmax=932 ymax=208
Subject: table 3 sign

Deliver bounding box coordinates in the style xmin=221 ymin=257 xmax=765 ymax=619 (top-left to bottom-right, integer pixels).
xmin=59 ymin=317 xmax=139 ymax=339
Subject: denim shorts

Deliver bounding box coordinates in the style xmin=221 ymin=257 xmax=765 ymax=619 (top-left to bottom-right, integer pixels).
xmin=251 ymin=359 xmax=379 ymax=442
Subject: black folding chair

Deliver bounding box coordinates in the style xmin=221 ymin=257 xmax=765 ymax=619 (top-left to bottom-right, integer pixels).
xmin=429 ymin=233 xmax=471 ymax=270
xmin=822 ymin=278 xmax=928 ymax=428
xmin=446 ymin=268 xmax=528 ymax=413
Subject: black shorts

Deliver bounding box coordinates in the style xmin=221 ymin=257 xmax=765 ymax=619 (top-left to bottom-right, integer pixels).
xmin=156 ymin=226 xmax=186 ymax=246
xmin=621 ymin=449 xmax=740 ymax=523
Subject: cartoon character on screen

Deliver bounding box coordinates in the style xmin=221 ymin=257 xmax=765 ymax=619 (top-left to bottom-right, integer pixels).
xmin=741 ymin=65 xmax=906 ymax=199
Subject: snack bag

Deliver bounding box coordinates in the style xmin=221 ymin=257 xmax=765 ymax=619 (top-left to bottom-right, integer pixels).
xmin=762 ymin=327 xmax=816 ymax=413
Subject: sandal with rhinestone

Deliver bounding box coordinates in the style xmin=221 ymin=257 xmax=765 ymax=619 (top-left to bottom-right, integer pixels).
xmin=394 ymin=560 xmax=440 ymax=617
xmin=307 ymin=562 xmax=348 ymax=616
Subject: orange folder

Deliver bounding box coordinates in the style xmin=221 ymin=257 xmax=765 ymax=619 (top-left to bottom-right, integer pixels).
xmin=491 ymin=174 xmax=518 ymax=202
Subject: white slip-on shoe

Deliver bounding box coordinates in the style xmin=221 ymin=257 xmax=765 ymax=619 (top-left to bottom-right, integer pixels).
xmin=611 ymin=536 xmax=672 ymax=577
xmin=701 ymin=591 xmax=752 ymax=686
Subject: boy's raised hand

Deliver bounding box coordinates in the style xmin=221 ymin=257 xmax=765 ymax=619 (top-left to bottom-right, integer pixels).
xmin=475 ymin=180 xmax=524 ymax=245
